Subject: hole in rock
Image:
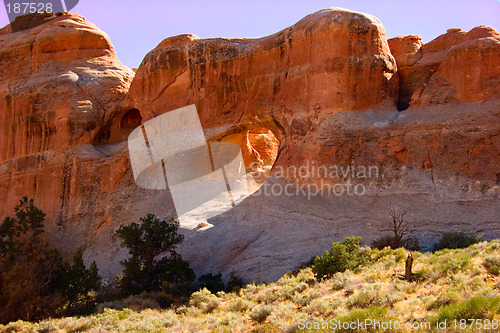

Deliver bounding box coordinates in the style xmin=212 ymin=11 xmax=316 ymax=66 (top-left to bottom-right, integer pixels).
xmin=208 ymin=126 xmax=280 ymax=193
xmin=397 ymin=87 xmax=411 ymax=111
xmin=120 ymin=108 xmax=142 ymax=132
xmin=99 ymin=108 xmax=143 ymax=144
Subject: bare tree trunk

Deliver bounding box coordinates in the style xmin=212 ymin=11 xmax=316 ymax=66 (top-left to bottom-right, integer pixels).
xmin=405 ymin=253 xmax=413 ymax=282
xmin=387 ymin=205 xmax=409 ymax=248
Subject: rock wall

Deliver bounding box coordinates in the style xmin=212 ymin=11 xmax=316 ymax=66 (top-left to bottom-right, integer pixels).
xmin=0 ymin=13 xmax=135 ymax=267
xmin=121 ymin=8 xmax=398 ymax=170
xmin=389 ymin=26 xmax=500 ymax=109
xmin=0 ymin=9 xmax=498 ymax=282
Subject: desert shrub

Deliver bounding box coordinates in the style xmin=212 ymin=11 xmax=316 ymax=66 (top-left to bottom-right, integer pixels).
xmin=242 ymin=283 xmax=266 ymax=300
xmin=156 ymin=309 xmax=179 ymax=327
xmin=254 ymin=279 xmax=310 ymax=304
xmin=295 ymin=268 xmax=315 ymax=285
xmin=291 ymin=289 xmax=321 ymax=307
xmin=383 ymin=287 xmax=406 ymax=306
xmin=383 ymin=260 xmax=397 ymax=271
xmin=331 ymin=272 xmax=351 ymax=291
xmin=371 ymin=246 xmax=394 ymax=261
xmin=413 ymin=268 xmax=429 ymax=282
xmin=225 ymin=271 xmax=244 ymax=292
xmin=96 ymin=293 xmax=160 ymax=312
xmin=345 ymin=283 xmax=406 ymax=310
xmin=252 ymin=323 xmax=281 ymax=333
xmin=335 ymin=307 xmax=391 ymax=333
xmin=439 ymin=257 xmax=470 ymax=275
xmin=433 ymin=296 xmax=500 ymax=322
xmin=277 ymin=281 xmax=308 ymax=299
xmin=189 ymin=288 xmax=220 ymax=313
xmin=255 ymin=287 xmax=280 ymax=304
xmin=393 ymin=247 xmax=408 ymax=262
xmin=346 ymin=284 xmax=383 ymax=309
xmin=266 ymin=303 xmax=296 ymax=329
xmin=465 ymin=275 xmax=486 ymax=292
xmin=303 ymin=299 xmax=331 ymax=316
xmin=371 ymin=235 xmax=421 ymax=251
xmin=276 ymin=274 xmax=295 ymax=285
xmin=311 ymin=237 xmax=367 ymax=280
xmin=487 ymin=240 xmax=500 ymax=252
xmin=116 ymin=214 xmax=195 ymax=296
xmin=225 ymin=297 xmax=254 ymax=312
xmin=427 ymin=252 xmax=472 ymax=282
xmin=291 ymin=293 xmax=312 ymax=307
xmin=483 ymin=256 xmax=500 ymax=276
xmin=427 ymin=291 xmax=461 ymax=310
xmin=250 ymin=304 xmax=275 ymax=323
xmin=198 ymin=272 xmax=225 ymax=293
xmin=175 ymin=304 xmax=188 ymax=314
xmin=35 ymin=321 xmax=59 ymax=333
xmin=432 ymin=232 xmax=482 ymax=252
xmin=208 ymin=312 xmax=242 ymax=329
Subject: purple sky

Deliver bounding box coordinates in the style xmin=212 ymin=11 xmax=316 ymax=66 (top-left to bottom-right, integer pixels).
xmin=1 ymin=0 xmax=499 ymax=68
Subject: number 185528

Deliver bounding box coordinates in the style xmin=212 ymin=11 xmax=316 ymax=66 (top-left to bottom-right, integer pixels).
xmin=6 ymin=2 xmax=53 ymax=14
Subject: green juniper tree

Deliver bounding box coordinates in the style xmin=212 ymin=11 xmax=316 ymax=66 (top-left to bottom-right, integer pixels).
xmin=0 ymin=197 xmax=102 ymax=323
xmin=312 ymin=236 xmax=367 ymax=280
xmin=116 ymin=214 xmax=194 ymax=295
xmin=0 ymin=197 xmax=65 ymax=323
xmin=61 ymin=250 xmax=102 ymax=315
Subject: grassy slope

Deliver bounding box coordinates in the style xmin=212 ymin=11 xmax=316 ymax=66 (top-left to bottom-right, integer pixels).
xmin=1 ymin=241 xmax=499 ymax=333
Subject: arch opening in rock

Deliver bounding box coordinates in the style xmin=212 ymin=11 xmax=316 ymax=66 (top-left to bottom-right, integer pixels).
xmin=100 ymin=108 xmax=143 ymax=144
xmin=120 ymin=108 xmax=142 ymax=132
xmin=208 ymin=126 xmax=280 ymax=193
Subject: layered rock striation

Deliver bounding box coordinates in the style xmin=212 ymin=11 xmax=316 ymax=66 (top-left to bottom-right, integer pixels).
xmin=0 ymin=9 xmax=498 ymax=281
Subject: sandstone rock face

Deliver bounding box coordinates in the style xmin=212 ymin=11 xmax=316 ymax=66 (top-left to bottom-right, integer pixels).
xmin=122 ymin=8 xmax=398 ymax=169
xmin=387 ymin=35 xmax=423 ymax=110
xmin=0 ymin=9 xmax=499 ymax=282
xmin=389 ymin=26 xmax=500 ymax=109
xmin=0 ymin=13 xmax=135 ymax=264
xmin=214 ymin=128 xmax=280 ymax=174
xmin=0 ymin=13 xmax=134 ymax=161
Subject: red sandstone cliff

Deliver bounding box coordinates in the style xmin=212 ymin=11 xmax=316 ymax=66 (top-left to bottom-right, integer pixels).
xmin=389 ymin=26 xmax=500 ymax=109
xmin=0 ymin=9 xmax=498 ymax=281
xmin=0 ymin=13 xmax=135 ymax=267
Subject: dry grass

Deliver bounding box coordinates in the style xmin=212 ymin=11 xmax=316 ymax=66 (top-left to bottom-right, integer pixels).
xmin=1 ymin=241 xmax=499 ymax=333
